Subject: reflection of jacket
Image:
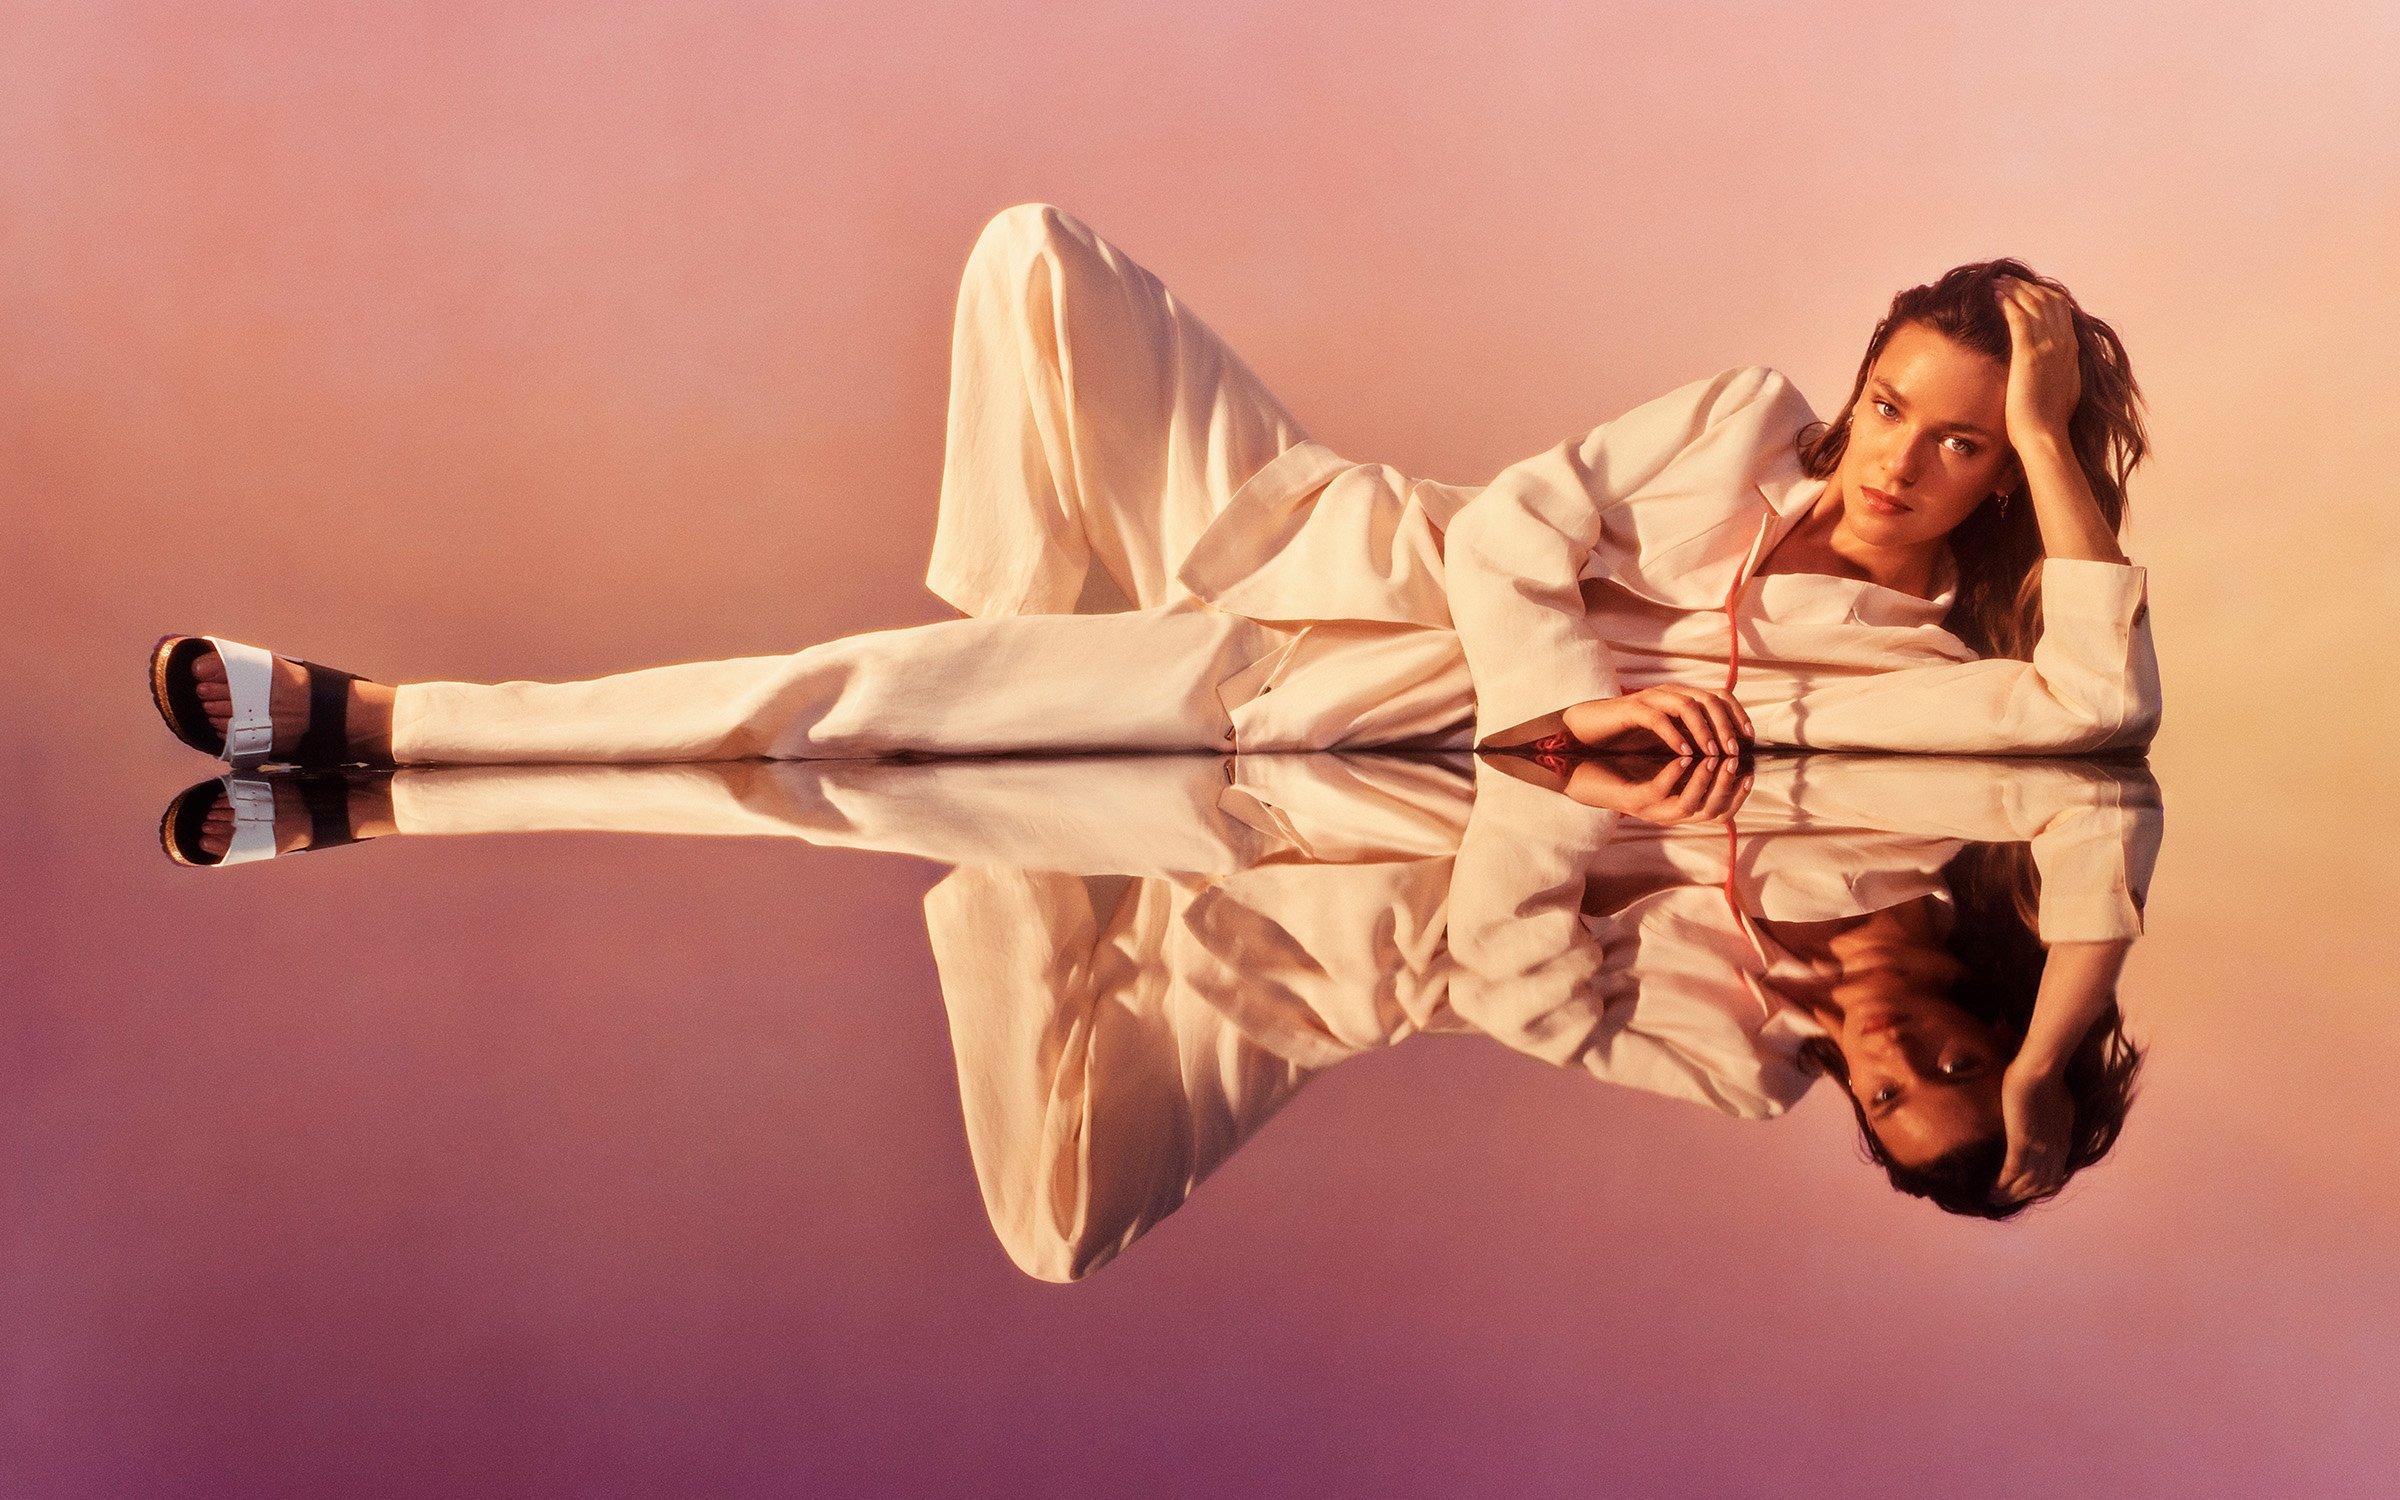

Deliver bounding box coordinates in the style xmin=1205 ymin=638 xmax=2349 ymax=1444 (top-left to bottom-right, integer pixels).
xmin=385 ymin=751 xmax=2163 ymax=1280
xmin=1174 ymin=365 xmax=2165 ymax=752
xmin=916 ymin=753 xmax=2161 ymax=1280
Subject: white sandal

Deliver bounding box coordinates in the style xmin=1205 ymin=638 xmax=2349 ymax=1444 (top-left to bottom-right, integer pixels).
xmin=148 ymin=633 xmax=380 ymax=770
xmin=159 ymin=772 xmax=381 ymax=867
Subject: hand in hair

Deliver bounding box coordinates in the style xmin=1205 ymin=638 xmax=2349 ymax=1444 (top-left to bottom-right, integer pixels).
xmin=1997 ymin=275 xmax=2082 ymax=448
xmin=1995 ymin=1054 xmax=2073 ymax=1203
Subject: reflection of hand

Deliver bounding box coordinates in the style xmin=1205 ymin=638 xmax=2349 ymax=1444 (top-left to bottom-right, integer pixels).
xmin=1564 ymin=755 xmax=1753 ymax=826
xmin=1996 ymin=1057 xmax=2073 ymax=1204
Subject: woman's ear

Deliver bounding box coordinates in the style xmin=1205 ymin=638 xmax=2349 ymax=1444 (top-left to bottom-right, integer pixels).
xmin=1993 ymin=449 xmax=2027 ymax=502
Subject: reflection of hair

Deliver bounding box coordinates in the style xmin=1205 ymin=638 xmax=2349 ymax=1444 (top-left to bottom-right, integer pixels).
xmin=1792 ymin=258 xmax=2151 ymax=662
xmin=1799 ymin=838 xmax=2145 ymax=1220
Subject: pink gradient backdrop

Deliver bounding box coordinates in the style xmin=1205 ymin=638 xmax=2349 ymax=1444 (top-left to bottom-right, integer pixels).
xmin=8 ymin=3 xmax=2397 ymax=1495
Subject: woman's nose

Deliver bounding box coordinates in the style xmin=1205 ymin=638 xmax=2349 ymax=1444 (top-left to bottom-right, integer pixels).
xmin=1879 ymin=441 xmax=1924 ymax=487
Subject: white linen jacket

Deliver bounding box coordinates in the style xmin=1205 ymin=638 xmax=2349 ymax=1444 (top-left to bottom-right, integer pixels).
xmin=1171 ymin=365 xmax=2164 ymax=753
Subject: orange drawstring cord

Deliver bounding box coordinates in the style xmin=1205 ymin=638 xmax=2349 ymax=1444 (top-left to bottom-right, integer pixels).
xmin=1724 ymin=501 xmax=1770 ymax=699
xmin=1721 ymin=568 xmax=1744 ymax=699
xmin=1720 ymin=815 xmax=1783 ymax=1022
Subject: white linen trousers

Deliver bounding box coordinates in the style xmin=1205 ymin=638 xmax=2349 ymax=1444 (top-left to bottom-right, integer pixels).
xmin=389 ymin=204 xmax=1477 ymax=765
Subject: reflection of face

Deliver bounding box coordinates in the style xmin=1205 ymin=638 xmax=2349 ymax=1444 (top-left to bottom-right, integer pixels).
xmin=1832 ymin=321 xmax=2019 ymax=547
xmin=1837 ymin=986 xmax=2011 ymax=1170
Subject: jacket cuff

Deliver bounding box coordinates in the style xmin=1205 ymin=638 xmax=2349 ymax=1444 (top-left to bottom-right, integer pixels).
xmin=2030 ymin=796 xmax=2162 ymax=943
xmin=2041 ymin=558 xmax=2148 ymax=625
xmin=1469 ymin=756 xmax=1625 ymax=846
xmin=1472 ymin=643 xmax=1622 ymax=747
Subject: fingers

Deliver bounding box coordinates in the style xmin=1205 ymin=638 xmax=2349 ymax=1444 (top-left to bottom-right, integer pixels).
xmin=1609 ymin=687 xmax=1757 ymax=759
xmin=1998 ymin=1139 xmax=2029 ymax=1199
xmin=1665 ymin=695 xmax=1718 ymax=756
xmin=1688 ymin=756 xmax=1750 ymax=822
xmin=1718 ymin=758 xmax=1756 ymax=820
xmin=1668 ymin=759 xmax=1719 ymax=821
xmin=1687 ymin=689 xmax=1748 ymax=754
xmin=1639 ymin=758 xmax=1692 ymax=803
xmin=1634 ymin=704 xmax=1694 ymax=757
xmin=1996 ymin=1140 xmax=2065 ymax=1204
xmin=1626 ymin=756 xmax=1750 ymax=826
xmin=1652 ymin=687 xmax=1751 ymax=756
xmin=1724 ymin=690 xmax=1756 ymax=743
xmin=1657 ymin=691 xmax=1721 ymax=756
xmin=1999 ymin=279 xmax=2073 ymax=337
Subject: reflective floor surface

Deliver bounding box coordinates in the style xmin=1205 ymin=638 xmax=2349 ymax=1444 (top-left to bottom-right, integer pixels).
xmin=12 ymin=744 xmax=2396 ymax=1497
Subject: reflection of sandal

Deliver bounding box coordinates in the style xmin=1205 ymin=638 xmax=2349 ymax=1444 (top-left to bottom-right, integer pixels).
xmin=158 ymin=772 xmax=375 ymax=868
xmin=147 ymin=633 xmax=380 ymax=770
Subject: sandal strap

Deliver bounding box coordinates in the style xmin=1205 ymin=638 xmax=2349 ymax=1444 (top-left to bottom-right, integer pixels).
xmin=205 ymin=636 xmax=279 ymax=766
xmin=216 ymin=776 xmax=283 ymax=865
xmin=295 ymin=773 xmax=360 ymax=849
xmin=290 ymin=659 xmax=359 ymax=769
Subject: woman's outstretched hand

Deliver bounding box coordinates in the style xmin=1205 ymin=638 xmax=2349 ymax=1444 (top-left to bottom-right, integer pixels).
xmin=1562 ymin=686 xmax=1754 ymax=757
xmin=1998 ymin=275 xmax=2082 ymax=449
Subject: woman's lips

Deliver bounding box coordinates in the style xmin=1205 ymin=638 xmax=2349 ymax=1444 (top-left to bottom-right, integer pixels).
xmin=1861 ymin=486 xmax=1911 ymax=516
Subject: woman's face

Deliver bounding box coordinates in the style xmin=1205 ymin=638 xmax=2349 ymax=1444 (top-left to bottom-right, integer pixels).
xmin=1836 ymin=979 xmax=2012 ymax=1169
xmin=1832 ymin=321 xmax=2020 ymax=546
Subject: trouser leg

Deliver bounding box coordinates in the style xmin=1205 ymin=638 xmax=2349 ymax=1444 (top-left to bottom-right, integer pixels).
xmin=383 ymin=756 xmax=1280 ymax=875
xmin=1227 ymin=619 xmax=1479 ymax=753
xmin=387 ymin=600 xmax=1272 ymax=765
xmin=923 ymin=864 xmax=1314 ymax=1282
xmin=927 ymin=202 xmax=1312 ymax=617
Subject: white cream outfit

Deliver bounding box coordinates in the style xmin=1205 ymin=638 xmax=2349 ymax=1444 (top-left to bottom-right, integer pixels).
xmin=389 ymin=202 xmax=2161 ymax=765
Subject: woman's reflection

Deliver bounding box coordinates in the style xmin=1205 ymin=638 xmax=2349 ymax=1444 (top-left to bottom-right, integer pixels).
xmin=164 ymin=748 xmax=2162 ymax=1270
xmin=1762 ymin=856 xmax=2139 ymax=1219
xmin=1499 ymin=752 xmax=2150 ymax=1218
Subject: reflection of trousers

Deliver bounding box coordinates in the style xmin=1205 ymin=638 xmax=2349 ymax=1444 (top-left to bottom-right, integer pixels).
xmin=389 ymin=203 xmax=1474 ymax=766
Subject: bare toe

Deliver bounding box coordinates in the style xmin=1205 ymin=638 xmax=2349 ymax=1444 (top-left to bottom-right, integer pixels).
xmin=186 ymin=646 xmax=232 ymax=731
xmin=181 ymin=641 xmax=313 ymax=753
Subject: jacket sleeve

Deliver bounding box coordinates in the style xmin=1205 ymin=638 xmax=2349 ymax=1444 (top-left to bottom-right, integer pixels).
xmin=1750 ymin=559 xmax=2164 ymax=753
xmin=1442 ymin=365 xmax=1797 ymax=747
xmin=1722 ymin=755 xmax=2164 ymax=941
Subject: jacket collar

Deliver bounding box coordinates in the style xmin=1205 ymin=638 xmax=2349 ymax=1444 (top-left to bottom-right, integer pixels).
xmin=1751 ymin=437 xmax=1825 ymax=521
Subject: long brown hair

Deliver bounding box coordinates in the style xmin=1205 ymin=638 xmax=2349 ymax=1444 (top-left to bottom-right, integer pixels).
xmin=1793 ymin=258 xmax=2152 ymax=660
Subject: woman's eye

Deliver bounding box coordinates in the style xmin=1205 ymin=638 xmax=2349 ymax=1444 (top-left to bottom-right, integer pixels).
xmin=1869 ymin=397 xmax=1976 ymax=455
xmin=1872 ymin=1084 xmax=1899 ymax=1105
